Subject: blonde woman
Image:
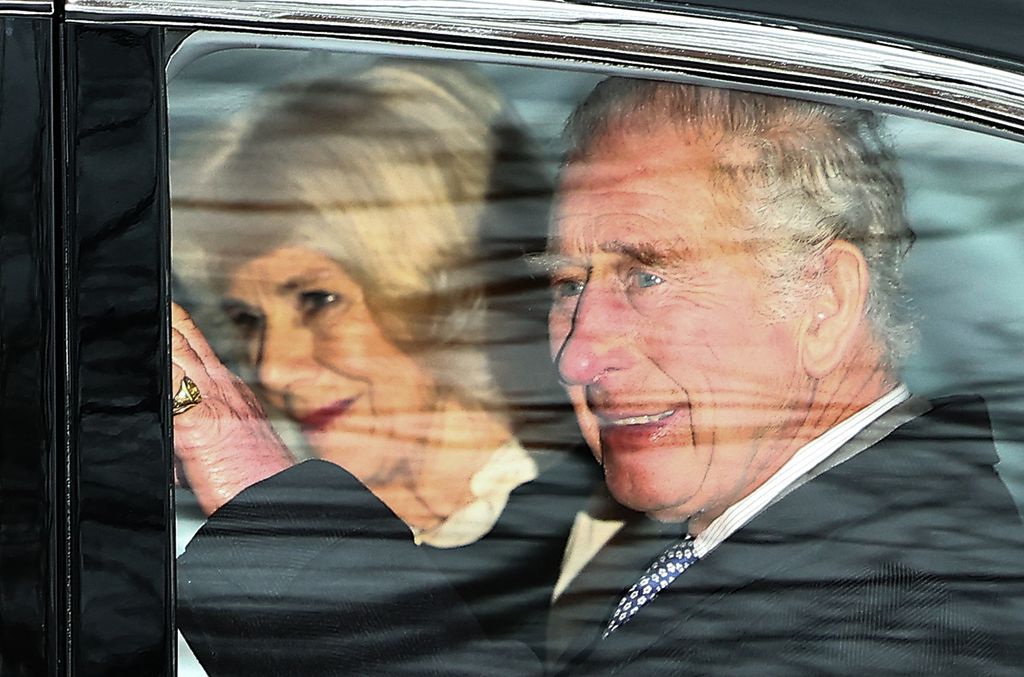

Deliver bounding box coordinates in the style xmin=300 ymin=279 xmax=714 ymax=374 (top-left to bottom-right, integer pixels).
xmin=171 ymin=60 xmax=595 ymax=673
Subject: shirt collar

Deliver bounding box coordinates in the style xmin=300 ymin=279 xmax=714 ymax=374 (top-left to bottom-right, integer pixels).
xmin=411 ymin=437 xmax=538 ymax=548
xmin=691 ymin=384 xmax=910 ymax=558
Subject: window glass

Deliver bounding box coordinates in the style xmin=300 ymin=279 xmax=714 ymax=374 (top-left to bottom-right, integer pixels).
xmin=169 ymin=32 xmax=1024 ymax=676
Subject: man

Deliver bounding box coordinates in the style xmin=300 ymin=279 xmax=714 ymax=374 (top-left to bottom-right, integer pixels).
xmin=543 ymin=79 xmax=1024 ymax=674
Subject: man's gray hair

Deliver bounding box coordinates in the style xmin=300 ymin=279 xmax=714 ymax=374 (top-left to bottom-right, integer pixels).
xmin=565 ymin=79 xmax=917 ymax=370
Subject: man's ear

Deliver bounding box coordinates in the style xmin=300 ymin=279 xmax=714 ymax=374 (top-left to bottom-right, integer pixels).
xmin=799 ymin=239 xmax=870 ymax=379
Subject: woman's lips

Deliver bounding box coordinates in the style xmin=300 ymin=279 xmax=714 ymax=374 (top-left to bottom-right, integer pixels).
xmin=299 ymin=397 xmax=358 ymax=433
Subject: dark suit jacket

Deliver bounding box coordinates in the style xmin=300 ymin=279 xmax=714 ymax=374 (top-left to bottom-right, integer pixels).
xmin=178 ymin=397 xmax=1024 ymax=676
xmin=177 ymin=449 xmax=597 ymax=676
xmin=560 ymin=397 xmax=1024 ymax=676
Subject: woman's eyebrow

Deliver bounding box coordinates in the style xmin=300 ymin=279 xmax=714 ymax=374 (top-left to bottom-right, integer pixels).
xmin=221 ymin=298 xmax=261 ymax=317
xmin=276 ymin=269 xmax=333 ymax=293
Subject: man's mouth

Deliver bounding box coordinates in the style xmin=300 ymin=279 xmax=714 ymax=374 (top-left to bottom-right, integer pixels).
xmin=598 ymin=409 xmax=676 ymax=427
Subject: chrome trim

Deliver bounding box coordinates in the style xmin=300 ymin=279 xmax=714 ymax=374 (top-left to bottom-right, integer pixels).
xmin=67 ymin=0 xmax=1024 ymax=137
xmin=0 ymin=0 xmax=54 ymax=15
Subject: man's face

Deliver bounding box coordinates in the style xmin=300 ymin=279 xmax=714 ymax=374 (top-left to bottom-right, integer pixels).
xmin=548 ymin=125 xmax=814 ymax=523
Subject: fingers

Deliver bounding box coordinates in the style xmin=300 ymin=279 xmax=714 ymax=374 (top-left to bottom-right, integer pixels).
xmin=172 ymin=325 xmax=212 ymax=392
xmin=172 ymin=360 xmax=185 ymax=389
xmin=171 ymin=305 xmax=254 ymax=415
xmin=172 ymin=301 xmax=262 ymax=419
xmin=170 ymin=301 xmax=189 ymax=324
xmin=171 ymin=302 xmax=223 ymax=370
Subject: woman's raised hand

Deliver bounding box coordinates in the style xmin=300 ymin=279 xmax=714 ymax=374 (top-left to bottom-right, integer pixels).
xmin=172 ymin=302 xmax=295 ymax=516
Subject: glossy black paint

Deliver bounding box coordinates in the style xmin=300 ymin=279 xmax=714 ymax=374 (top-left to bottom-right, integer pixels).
xmin=0 ymin=16 xmax=54 ymax=677
xmin=604 ymin=0 xmax=1024 ymax=70
xmin=64 ymin=23 xmax=172 ymax=677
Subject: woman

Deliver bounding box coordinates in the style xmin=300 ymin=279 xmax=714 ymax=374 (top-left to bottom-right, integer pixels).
xmin=171 ymin=59 xmax=595 ymax=671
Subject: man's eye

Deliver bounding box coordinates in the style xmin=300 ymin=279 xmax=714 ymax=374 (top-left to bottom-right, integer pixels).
xmin=299 ymin=290 xmax=341 ymax=317
xmin=552 ymin=278 xmax=585 ymax=299
xmin=631 ymin=270 xmax=664 ymax=289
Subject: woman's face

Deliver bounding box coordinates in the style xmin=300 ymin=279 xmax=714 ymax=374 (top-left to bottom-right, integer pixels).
xmin=223 ymin=246 xmax=439 ymax=483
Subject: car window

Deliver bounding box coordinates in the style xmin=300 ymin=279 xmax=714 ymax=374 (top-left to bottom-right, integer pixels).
xmin=166 ymin=29 xmax=1024 ymax=677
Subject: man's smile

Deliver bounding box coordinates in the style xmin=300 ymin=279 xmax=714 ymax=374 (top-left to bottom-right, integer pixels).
xmin=598 ymin=409 xmax=677 ymax=427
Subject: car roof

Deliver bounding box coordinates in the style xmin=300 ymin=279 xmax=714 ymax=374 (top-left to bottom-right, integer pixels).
xmin=598 ymin=0 xmax=1024 ymax=67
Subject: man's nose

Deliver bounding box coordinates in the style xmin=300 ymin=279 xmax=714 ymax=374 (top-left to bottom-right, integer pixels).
xmin=555 ymin=286 xmax=633 ymax=386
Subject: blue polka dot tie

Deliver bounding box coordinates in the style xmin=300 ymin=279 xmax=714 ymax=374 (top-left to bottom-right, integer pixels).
xmin=603 ymin=537 xmax=699 ymax=638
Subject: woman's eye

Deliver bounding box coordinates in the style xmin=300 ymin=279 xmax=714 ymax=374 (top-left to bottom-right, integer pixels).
xmin=552 ymin=278 xmax=585 ymax=300
xmin=226 ymin=310 xmax=262 ymax=338
xmin=630 ymin=270 xmax=664 ymax=289
xmin=299 ymin=289 xmax=341 ymax=317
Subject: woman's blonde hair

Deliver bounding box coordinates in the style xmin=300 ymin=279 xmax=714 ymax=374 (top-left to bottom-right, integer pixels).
xmin=172 ymin=59 xmax=551 ymax=409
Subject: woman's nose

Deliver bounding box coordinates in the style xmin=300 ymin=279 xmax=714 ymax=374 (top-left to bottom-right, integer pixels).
xmin=256 ymin=321 xmax=316 ymax=401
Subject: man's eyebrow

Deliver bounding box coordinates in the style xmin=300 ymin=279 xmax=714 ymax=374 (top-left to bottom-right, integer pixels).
xmin=598 ymin=240 xmax=691 ymax=267
xmin=523 ymin=252 xmax=586 ymax=274
xmin=527 ymin=240 xmax=694 ymax=273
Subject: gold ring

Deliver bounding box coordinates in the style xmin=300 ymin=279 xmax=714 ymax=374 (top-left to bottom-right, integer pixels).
xmin=172 ymin=375 xmax=203 ymax=416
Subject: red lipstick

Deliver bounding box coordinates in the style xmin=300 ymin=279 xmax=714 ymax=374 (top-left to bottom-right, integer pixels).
xmin=299 ymin=397 xmax=358 ymax=433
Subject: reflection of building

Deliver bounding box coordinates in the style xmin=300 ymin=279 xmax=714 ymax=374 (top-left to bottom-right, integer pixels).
xmin=896 ymin=117 xmax=1024 ymax=511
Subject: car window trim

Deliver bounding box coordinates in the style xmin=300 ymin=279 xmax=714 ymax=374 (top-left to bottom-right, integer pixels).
xmin=0 ymin=1 xmax=54 ymax=16
xmin=67 ymin=0 xmax=1024 ymax=141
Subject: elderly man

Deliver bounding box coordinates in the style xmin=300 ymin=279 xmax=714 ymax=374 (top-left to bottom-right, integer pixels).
xmin=543 ymin=79 xmax=1024 ymax=674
